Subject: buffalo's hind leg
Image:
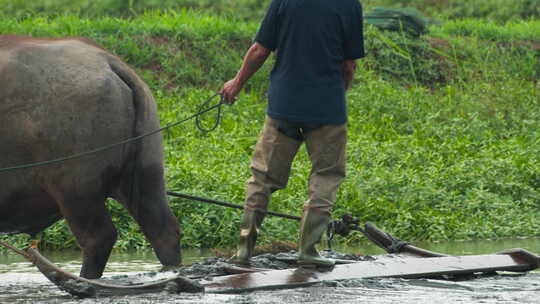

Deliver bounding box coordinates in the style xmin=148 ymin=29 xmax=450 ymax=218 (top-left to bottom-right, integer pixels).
xmin=131 ymin=190 xmax=181 ymax=269
xmin=61 ymin=195 xmax=118 ymax=279
xmin=117 ymin=163 xmax=181 ymax=269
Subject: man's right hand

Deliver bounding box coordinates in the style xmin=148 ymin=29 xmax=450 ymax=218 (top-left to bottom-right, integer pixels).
xmin=220 ymin=43 xmax=272 ymax=105
xmin=220 ymin=79 xmax=242 ymax=104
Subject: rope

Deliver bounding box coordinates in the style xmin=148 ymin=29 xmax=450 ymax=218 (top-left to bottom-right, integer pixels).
xmin=0 ymin=93 xmax=223 ymax=174
xmin=196 ymin=94 xmax=224 ymax=133
xmin=167 ymin=191 xmax=302 ymax=221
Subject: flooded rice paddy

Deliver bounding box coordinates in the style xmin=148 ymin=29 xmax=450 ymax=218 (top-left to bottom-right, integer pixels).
xmin=1 ymin=238 xmax=539 ymax=304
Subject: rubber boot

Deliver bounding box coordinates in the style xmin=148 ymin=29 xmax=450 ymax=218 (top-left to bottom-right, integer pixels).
xmin=298 ymin=209 xmax=335 ymax=267
xmin=231 ymin=209 xmax=265 ymax=265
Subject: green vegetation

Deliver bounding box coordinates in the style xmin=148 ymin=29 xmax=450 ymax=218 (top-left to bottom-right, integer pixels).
xmin=1 ymin=1 xmax=539 ymax=253
xmin=0 ymin=0 xmax=271 ymax=20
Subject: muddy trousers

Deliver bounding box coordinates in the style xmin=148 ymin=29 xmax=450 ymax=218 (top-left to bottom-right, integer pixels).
xmin=237 ymin=116 xmax=347 ymax=259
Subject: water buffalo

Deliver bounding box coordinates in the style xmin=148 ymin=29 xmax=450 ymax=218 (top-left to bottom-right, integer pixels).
xmin=0 ymin=35 xmax=181 ymax=279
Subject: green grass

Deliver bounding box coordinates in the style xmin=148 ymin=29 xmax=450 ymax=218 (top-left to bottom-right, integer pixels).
xmin=0 ymin=6 xmax=539 ymax=252
xmin=2 ymin=0 xmax=537 ymax=23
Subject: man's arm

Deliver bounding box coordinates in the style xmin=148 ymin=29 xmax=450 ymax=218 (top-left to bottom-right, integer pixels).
xmin=220 ymin=42 xmax=271 ymax=104
xmin=343 ymin=59 xmax=357 ymax=90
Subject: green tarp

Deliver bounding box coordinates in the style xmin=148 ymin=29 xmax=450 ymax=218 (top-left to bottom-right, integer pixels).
xmin=365 ymin=7 xmax=430 ymax=37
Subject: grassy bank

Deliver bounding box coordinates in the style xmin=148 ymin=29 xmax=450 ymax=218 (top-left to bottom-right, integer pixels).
xmin=0 ymin=7 xmax=539 ymax=252
xmin=368 ymin=0 xmax=540 ymax=22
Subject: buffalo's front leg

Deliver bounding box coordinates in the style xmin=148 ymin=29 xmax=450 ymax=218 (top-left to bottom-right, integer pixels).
xmin=61 ymin=195 xmax=118 ymax=279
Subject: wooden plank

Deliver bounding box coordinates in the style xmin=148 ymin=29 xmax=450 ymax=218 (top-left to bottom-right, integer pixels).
xmin=202 ymin=253 xmax=539 ymax=293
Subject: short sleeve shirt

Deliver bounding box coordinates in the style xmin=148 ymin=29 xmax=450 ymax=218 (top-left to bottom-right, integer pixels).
xmin=255 ymin=0 xmax=365 ymax=124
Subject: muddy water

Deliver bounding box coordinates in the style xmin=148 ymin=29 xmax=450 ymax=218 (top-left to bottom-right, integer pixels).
xmin=1 ymin=239 xmax=540 ymax=304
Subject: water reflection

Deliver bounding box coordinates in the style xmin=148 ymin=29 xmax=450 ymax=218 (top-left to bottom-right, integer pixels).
xmin=0 ymin=248 xmax=214 ymax=275
xmin=335 ymin=237 xmax=540 ymax=257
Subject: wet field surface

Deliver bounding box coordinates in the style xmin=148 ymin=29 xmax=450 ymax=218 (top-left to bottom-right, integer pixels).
xmin=1 ymin=239 xmax=540 ymax=304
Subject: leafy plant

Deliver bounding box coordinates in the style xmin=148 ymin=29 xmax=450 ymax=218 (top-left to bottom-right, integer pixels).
xmin=0 ymin=4 xmax=539 ymax=253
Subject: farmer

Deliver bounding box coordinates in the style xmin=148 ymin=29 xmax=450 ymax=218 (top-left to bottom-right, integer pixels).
xmin=220 ymin=0 xmax=365 ymax=266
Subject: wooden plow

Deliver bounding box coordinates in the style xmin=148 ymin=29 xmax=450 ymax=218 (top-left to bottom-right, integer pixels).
xmin=2 ymin=222 xmax=539 ymax=298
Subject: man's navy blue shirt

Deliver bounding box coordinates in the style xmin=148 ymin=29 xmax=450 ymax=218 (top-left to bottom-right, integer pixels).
xmin=255 ymin=0 xmax=365 ymax=124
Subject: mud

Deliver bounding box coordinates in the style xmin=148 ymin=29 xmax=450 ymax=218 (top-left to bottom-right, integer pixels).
xmin=2 ymin=240 xmax=540 ymax=303
xmin=101 ymin=250 xmax=368 ymax=286
xmin=2 ymin=271 xmax=539 ymax=304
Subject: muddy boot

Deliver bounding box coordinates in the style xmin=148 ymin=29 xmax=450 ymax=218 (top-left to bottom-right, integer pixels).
xmin=298 ymin=209 xmax=335 ymax=267
xmin=231 ymin=209 xmax=265 ymax=265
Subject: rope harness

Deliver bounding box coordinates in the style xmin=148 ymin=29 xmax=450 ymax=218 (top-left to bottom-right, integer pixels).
xmin=0 ymin=93 xmax=223 ymax=255
xmin=0 ymin=93 xmax=224 ymax=173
